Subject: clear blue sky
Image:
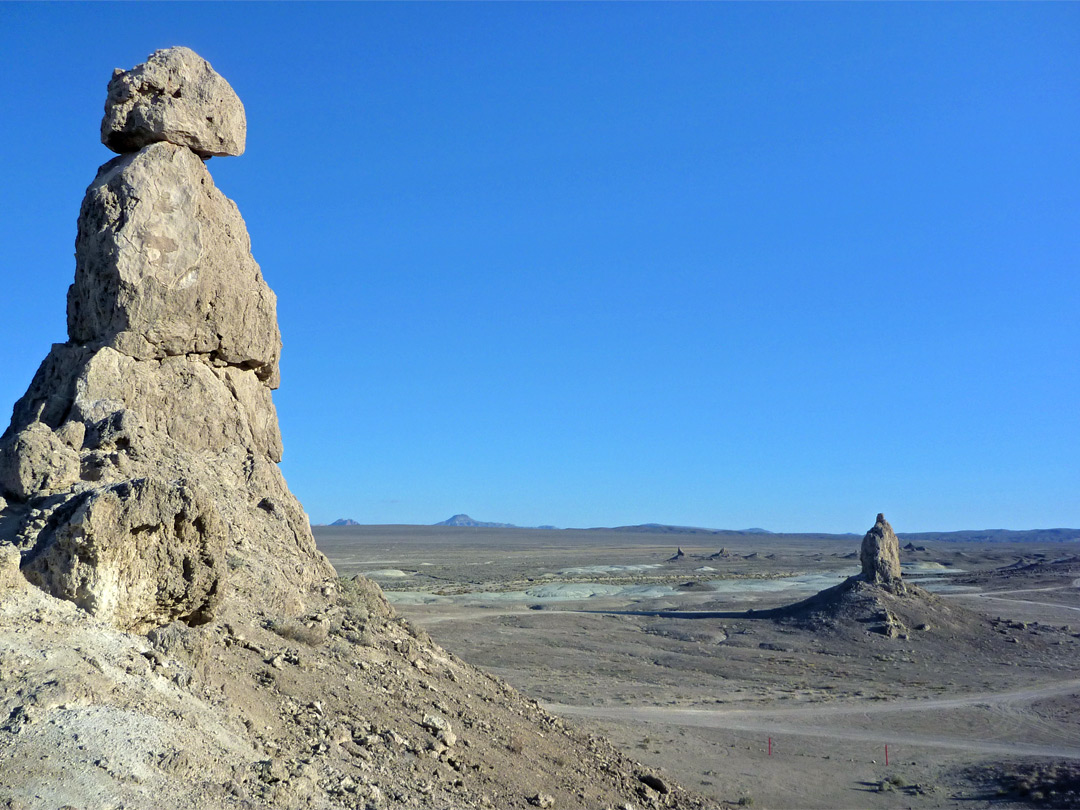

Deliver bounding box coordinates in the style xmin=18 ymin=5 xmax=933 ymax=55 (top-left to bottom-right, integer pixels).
xmin=1 ymin=3 xmax=1077 ymax=533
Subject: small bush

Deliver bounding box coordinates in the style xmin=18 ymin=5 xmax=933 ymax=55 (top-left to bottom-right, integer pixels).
xmin=268 ymin=619 xmax=327 ymax=647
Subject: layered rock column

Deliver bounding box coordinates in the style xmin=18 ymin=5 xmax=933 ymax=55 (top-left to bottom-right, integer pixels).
xmin=0 ymin=47 xmax=334 ymax=632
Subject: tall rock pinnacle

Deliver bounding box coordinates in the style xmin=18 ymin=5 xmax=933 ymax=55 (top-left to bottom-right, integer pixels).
xmin=0 ymin=47 xmax=333 ymax=632
xmin=860 ymin=513 xmax=904 ymax=592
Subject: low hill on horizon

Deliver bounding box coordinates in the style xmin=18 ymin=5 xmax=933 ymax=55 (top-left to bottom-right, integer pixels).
xmin=896 ymin=527 xmax=1080 ymax=543
xmin=580 ymin=523 xmax=777 ymax=536
xmin=321 ymin=516 xmax=1080 ymax=543
xmin=579 ymin=523 xmax=1079 ymax=543
xmin=435 ymin=513 xmax=521 ymax=529
xmin=434 ymin=514 xmax=560 ymax=530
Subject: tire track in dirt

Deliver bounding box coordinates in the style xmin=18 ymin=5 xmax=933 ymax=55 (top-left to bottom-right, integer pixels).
xmin=546 ymin=678 xmax=1080 ymax=759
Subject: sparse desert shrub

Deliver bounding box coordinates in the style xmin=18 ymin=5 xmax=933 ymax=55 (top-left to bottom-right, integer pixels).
xmin=268 ymin=619 xmax=327 ymax=647
xmin=737 ymin=797 xmax=754 ymax=806
xmin=401 ymin=617 xmax=433 ymax=645
xmin=971 ymin=761 xmax=1080 ymax=809
xmin=507 ymin=734 xmax=525 ymax=754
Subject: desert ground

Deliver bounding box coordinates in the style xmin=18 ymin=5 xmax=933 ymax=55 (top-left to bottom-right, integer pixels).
xmin=317 ymin=525 xmax=1080 ymax=809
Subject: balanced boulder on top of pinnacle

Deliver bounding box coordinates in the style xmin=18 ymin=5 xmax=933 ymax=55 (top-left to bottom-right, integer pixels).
xmin=101 ymin=46 xmax=246 ymax=157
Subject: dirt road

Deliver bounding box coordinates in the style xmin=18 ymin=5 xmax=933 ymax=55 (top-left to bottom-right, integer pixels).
xmin=546 ymin=678 xmax=1080 ymax=759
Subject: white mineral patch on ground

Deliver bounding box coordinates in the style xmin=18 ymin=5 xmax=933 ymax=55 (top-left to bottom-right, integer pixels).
xmin=705 ymin=571 xmax=858 ymax=595
xmin=385 ymin=581 xmax=678 ymax=605
xmin=383 ymin=561 xmax=973 ymax=606
xmin=527 ymin=583 xmax=675 ymax=600
xmin=385 ymin=592 xmax=452 ymax=605
xmin=909 ymin=579 xmax=981 ymax=593
xmin=902 ymin=561 xmax=964 ymax=573
xmin=557 ymin=564 xmax=662 ymax=575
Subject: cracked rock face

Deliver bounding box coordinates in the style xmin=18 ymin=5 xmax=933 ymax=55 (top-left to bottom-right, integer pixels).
xmin=860 ymin=513 xmax=904 ymax=591
xmin=101 ymin=46 xmax=246 ymax=157
xmin=0 ymin=47 xmax=332 ymax=632
xmin=21 ymin=478 xmax=225 ymax=634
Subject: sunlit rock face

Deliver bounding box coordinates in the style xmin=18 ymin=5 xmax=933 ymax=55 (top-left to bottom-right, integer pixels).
xmin=101 ymin=46 xmax=246 ymax=157
xmin=0 ymin=47 xmax=333 ymax=632
xmin=67 ymin=141 xmax=281 ymax=386
xmin=860 ymin=513 xmax=904 ymax=592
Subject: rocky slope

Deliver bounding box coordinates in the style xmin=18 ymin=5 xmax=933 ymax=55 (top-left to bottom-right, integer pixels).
xmin=0 ymin=47 xmax=716 ymax=810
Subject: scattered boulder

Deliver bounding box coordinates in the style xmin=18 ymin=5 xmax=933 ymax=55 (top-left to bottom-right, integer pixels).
xmin=639 ymin=773 xmax=671 ymax=794
xmin=101 ymin=47 xmax=246 ymax=157
xmin=861 ymin=513 xmax=904 ymax=592
xmin=869 ymin=608 xmax=907 ymax=638
xmin=21 ymin=478 xmax=225 ymax=633
xmin=667 ymin=547 xmax=686 ymax=562
xmin=0 ymin=422 xmax=80 ymax=500
xmin=0 ymin=543 xmax=23 ymax=590
xmin=422 ymin=714 xmax=457 ymax=747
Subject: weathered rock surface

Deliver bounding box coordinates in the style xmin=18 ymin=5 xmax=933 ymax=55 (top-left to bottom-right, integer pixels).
xmin=0 ymin=46 xmax=327 ymax=632
xmin=860 ymin=513 xmax=904 ymax=591
xmin=101 ymin=46 xmax=246 ymax=157
xmin=21 ymin=477 xmax=225 ymax=633
xmin=0 ymin=543 xmax=21 ymax=591
xmin=68 ymin=141 xmax=280 ymax=385
xmin=0 ymin=422 xmax=80 ymax=501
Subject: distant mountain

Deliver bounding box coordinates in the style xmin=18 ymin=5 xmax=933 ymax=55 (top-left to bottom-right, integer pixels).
xmin=335 ymin=515 xmax=1078 ymax=542
xmin=583 ymin=523 xmax=772 ymax=536
xmin=435 ymin=514 xmax=520 ymax=529
xmin=576 ymin=524 xmax=1080 ymax=542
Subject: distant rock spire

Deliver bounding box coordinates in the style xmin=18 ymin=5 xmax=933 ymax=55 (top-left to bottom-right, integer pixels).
xmin=860 ymin=513 xmax=904 ymax=592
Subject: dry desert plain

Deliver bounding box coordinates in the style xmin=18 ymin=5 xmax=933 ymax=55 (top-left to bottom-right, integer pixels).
xmin=315 ymin=524 xmax=1080 ymax=809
